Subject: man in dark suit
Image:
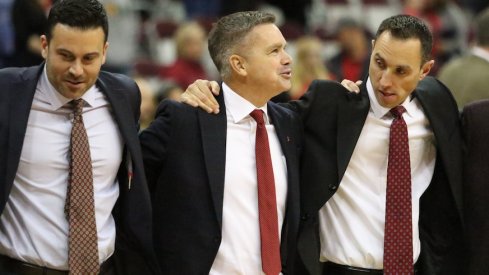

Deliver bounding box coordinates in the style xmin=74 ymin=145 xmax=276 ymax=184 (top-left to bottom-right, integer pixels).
xmin=140 ymin=11 xmax=302 ymax=274
xmin=0 ymin=0 xmax=157 ymax=274
xmin=183 ymin=14 xmax=464 ymax=275
xmin=462 ymin=99 xmax=489 ymax=275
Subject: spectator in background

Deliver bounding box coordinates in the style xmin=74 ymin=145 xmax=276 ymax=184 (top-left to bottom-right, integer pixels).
xmin=182 ymin=0 xmax=220 ymax=19
xmin=161 ymin=21 xmax=209 ymax=89
xmin=156 ymin=82 xmax=183 ymax=102
xmin=327 ymin=18 xmax=370 ymax=82
xmin=265 ymin=0 xmax=311 ymax=28
xmin=462 ymin=0 xmax=488 ymax=16
xmin=100 ymin=0 xmax=139 ymax=74
xmin=438 ymin=7 xmax=489 ymax=108
xmin=136 ymin=77 xmax=184 ymax=131
xmin=9 ymin=0 xmax=50 ymax=67
xmin=0 ymin=0 xmax=15 ymax=68
xmin=404 ymin=0 xmax=470 ymax=75
xmin=290 ymin=36 xmax=331 ymax=99
xmin=135 ymin=77 xmax=158 ymax=130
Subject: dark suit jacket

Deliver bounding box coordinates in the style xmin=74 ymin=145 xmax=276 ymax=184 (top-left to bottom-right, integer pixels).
xmin=140 ymin=93 xmax=303 ymax=274
xmin=285 ymin=77 xmax=464 ymax=275
xmin=0 ymin=64 xmax=159 ymax=274
xmin=462 ymin=99 xmax=489 ymax=275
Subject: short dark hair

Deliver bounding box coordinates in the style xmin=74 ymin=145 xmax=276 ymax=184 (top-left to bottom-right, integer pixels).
xmin=208 ymin=11 xmax=275 ymax=80
xmin=46 ymin=0 xmax=108 ymax=43
xmin=475 ymin=8 xmax=489 ymax=46
xmin=375 ymin=15 xmax=433 ymax=63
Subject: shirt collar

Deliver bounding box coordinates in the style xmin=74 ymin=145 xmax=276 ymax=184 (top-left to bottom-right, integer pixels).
xmin=39 ymin=65 xmax=97 ymax=110
xmin=366 ymin=77 xmax=415 ymax=119
xmin=222 ymin=82 xmax=270 ymax=124
xmin=472 ymin=46 xmax=489 ymax=63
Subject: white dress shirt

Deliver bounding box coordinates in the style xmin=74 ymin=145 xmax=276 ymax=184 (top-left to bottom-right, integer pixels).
xmin=319 ymin=78 xmax=436 ymax=268
xmin=0 ymin=67 xmax=123 ymax=270
xmin=209 ymin=83 xmax=288 ymax=275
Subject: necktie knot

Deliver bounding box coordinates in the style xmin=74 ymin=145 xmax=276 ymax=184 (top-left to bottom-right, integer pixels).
xmin=390 ymin=105 xmax=406 ymax=119
xmin=250 ymin=109 xmax=265 ymax=125
xmin=71 ymin=99 xmax=84 ymax=117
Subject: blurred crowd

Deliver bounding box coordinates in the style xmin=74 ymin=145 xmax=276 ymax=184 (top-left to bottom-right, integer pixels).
xmin=0 ymin=0 xmax=488 ymax=127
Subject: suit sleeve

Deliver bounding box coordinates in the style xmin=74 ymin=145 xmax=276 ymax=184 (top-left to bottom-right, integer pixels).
xmin=461 ymin=100 xmax=489 ymax=274
xmin=279 ymin=80 xmax=351 ymax=122
xmin=139 ymin=100 xmax=176 ymax=192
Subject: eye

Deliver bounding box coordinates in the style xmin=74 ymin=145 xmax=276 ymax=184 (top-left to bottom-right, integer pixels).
xmin=375 ymin=58 xmax=385 ymax=68
xmin=270 ymin=48 xmax=279 ymax=55
xmin=60 ymin=52 xmax=74 ymax=61
xmin=83 ymin=55 xmax=97 ymax=63
xmin=396 ymin=67 xmax=406 ymax=75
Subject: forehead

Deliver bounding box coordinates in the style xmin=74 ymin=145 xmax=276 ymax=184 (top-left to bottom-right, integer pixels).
xmin=372 ymin=31 xmax=423 ymax=67
xmin=49 ymin=24 xmax=105 ymax=48
xmin=246 ymin=23 xmax=285 ymax=45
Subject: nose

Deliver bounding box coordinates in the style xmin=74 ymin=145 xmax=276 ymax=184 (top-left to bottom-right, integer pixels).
xmin=69 ymin=60 xmax=83 ymax=77
xmin=379 ymin=70 xmax=392 ymax=89
xmin=282 ymin=50 xmax=292 ymax=66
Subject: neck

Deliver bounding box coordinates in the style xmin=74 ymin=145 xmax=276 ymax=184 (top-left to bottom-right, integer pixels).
xmin=226 ymin=80 xmax=270 ymax=107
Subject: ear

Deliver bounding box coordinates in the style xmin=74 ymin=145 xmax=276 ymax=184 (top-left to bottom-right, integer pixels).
xmin=229 ymin=54 xmax=247 ymax=77
xmin=101 ymin=42 xmax=109 ymax=65
xmin=371 ymin=39 xmax=375 ymax=48
xmin=40 ymin=35 xmax=48 ymax=59
xmin=419 ymin=59 xmax=435 ymax=80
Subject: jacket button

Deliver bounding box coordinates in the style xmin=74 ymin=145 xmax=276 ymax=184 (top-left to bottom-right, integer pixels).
xmin=301 ymin=213 xmax=309 ymax=220
xmin=328 ymin=184 xmax=337 ymax=191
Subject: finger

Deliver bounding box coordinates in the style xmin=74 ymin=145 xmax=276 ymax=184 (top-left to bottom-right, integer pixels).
xmin=340 ymin=79 xmax=353 ymax=86
xmin=355 ymin=80 xmax=363 ymax=86
xmin=180 ymin=93 xmax=199 ymax=108
xmin=349 ymin=83 xmax=360 ymax=93
xmin=194 ymin=80 xmax=219 ymax=113
xmin=341 ymin=79 xmax=360 ymax=94
xmin=185 ymin=92 xmax=215 ymax=113
xmin=209 ymin=81 xmax=221 ymax=96
xmin=205 ymin=81 xmax=219 ymax=107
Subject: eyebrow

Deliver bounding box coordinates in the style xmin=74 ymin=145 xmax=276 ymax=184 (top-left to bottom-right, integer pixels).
xmin=266 ymin=42 xmax=286 ymax=52
xmin=56 ymin=48 xmax=100 ymax=57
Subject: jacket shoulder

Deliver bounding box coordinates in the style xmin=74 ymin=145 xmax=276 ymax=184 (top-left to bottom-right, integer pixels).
xmin=98 ymin=70 xmax=138 ymax=90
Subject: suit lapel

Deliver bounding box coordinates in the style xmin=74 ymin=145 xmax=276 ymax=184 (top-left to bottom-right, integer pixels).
xmin=6 ymin=65 xmax=43 ymax=194
xmin=336 ymin=84 xmax=370 ymax=182
xmin=413 ymin=84 xmax=463 ymax=208
xmin=96 ymin=77 xmax=139 ymax=160
xmin=199 ymin=93 xmax=227 ymax=228
xmin=267 ymin=103 xmax=300 ymax=264
xmin=268 ymin=104 xmax=297 ymax=178
xmin=268 ymin=103 xmax=300 ymax=217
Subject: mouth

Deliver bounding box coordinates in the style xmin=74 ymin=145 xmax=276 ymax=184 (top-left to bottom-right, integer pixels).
xmin=379 ymin=90 xmax=396 ymax=99
xmin=280 ymin=69 xmax=292 ymax=79
xmin=65 ymin=79 xmax=84 ymax=88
